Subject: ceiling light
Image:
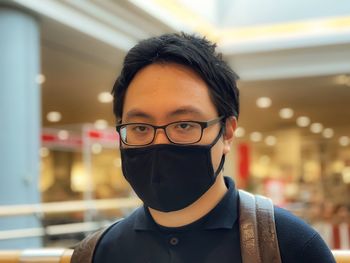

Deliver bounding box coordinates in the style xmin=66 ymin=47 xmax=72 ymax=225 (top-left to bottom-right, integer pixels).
xmin=98 ymin=92 xmax=113 ymax=103
xmin=92 ymin=143 xmax=102 ymax=154
xmin=310 ymin=123 xmax=323 ymax=134
xmin=339 ymin=136 xmax=350 ymax=146
xmin=250 ymin=132 xmax=262 ymax=142
xmin=296 ymin=116 xmax=310 ymax=127
xmin=256 ymin=97 xmax=272 ymax=108
xmin=58 ymin=130 xmax=69 ymax=140
xmin=279 ymin=108 xmax=294 ymax=119
xmin=322 ymin=128 xmax=334 ymax=138
xmin=36 ymin=74 xmax=46 ymax=85
xmin=265 ymin=135 xmax=277 ymax=146
xmin=235 ymin=127 xmax=245 ymax=138
xmin=47 ymin=111 xmax=62 ymax=122
xmin=94 ymin=119 xmax=108 ymax=130
xmin=40 ymin=147 xmax=50 ymax=158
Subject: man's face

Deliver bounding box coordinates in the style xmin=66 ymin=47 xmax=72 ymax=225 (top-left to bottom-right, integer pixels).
xmin=121 ymin=63 xmax=235 ymax=173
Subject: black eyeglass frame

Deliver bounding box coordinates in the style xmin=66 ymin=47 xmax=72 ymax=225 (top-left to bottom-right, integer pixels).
xmin=116 ymin=116 xmax=225 ymax=146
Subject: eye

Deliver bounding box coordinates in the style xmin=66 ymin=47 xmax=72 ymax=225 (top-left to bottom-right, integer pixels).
xmin=133 ymin=125 xmax=149 ymax=133
xmin=175 ymin=122 xmax=194 ymax=130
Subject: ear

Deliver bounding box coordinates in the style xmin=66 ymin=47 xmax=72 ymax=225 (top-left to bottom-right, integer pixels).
xmin=223 ymin=116 xmax=237 ymax=155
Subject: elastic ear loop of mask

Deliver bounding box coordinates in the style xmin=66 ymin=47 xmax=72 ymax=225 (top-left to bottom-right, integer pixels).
xmin=214 ymin=155 xmax=226 ymax=178
xmin=210 ymin=126 xmax=226 ymax=178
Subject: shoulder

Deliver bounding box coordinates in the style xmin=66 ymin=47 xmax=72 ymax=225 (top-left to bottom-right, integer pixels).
xmin=93 ymin=207 xmax=143 ymax=261
xmin=274 ymin=206 xmax=314 ymax=240
xmin=274 ymin=206 xmax=335 ymax=263
xmin=99 ymin=206 xmax=142 ymax=244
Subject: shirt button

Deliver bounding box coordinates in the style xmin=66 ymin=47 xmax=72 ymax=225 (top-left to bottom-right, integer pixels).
xmin=169 ymin=237 xmax=179 ymax=246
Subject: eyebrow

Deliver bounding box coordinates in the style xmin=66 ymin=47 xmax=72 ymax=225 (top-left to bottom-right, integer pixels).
xmin=124 ymin=109 xmax=155 ymax=122
xmin=166 ymin=106 xmax=205 ymax=119
xmin=124 ymin=106 xmax=205 ymax=123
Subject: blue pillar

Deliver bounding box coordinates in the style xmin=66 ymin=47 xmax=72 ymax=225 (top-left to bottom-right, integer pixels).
xmin=0 ymin=7 xmax=42 ymax=248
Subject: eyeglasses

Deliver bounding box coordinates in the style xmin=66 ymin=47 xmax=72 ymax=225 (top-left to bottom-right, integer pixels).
xmin=116 ymin=116 xmax=225 ymax=146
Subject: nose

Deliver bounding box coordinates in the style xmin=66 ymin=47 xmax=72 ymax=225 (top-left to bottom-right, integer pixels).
xmin=153 ymin=129 xmax=171 ymax=144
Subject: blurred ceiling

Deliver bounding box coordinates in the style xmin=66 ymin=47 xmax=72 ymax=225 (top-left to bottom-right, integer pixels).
xmin=238 ymin=76 xmax=350 ymax=134
xmin=41 ymin=22 xmax=350 ymax=142
xmin=8 ymin=0 xmax=349 ymax=141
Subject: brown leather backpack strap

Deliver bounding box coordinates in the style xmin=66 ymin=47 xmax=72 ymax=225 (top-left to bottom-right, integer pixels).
xmin=71 ymin=228 xmax=107 ymax=263
xmin=255 ymin=195 xmax=282 ymax=263
xmin=239 ymin=189 xmax=262 ymax=263
xmin=71 ymin=218 xmax=123 ymax=263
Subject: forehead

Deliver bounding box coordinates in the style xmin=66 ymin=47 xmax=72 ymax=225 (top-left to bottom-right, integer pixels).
xmin=122 ymin=63 xmax=218 ymax=122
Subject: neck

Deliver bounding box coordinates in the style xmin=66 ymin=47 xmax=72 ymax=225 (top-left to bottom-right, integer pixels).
xmin=148 ymin=174 xmax=228 ymax=228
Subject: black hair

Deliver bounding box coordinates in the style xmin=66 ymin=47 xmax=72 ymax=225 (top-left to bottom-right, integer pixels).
xmin=112 ymin=32 xmax=240 ymax=122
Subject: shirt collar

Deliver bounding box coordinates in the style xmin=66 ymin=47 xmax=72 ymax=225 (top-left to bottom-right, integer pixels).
xmin=134 ymin=176 xmax=238 ymax=231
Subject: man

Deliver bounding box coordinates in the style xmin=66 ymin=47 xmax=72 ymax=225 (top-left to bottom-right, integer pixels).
xmin=92 ymin=33 xmax=335 ymax=262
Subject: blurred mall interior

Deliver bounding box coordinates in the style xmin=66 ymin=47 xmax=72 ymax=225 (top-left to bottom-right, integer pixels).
xmin=0 ymin=0 xmax=350 ymax=253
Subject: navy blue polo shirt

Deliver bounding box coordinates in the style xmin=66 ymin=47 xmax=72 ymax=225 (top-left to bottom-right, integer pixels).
xmin=93 ymin=177 xmax=336 ymax=263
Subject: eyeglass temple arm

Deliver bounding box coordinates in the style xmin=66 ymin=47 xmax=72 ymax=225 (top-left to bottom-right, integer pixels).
xmin=205 ymin=116 xmax=225 ymax=127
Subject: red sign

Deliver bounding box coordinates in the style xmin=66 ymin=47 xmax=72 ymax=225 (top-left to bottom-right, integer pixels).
xmin=238 ymin=143 xmax=250 ymax=188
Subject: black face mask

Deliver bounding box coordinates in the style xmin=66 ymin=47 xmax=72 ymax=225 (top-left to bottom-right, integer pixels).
xmin=120 ymin=128 xmax=225 ymax=212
